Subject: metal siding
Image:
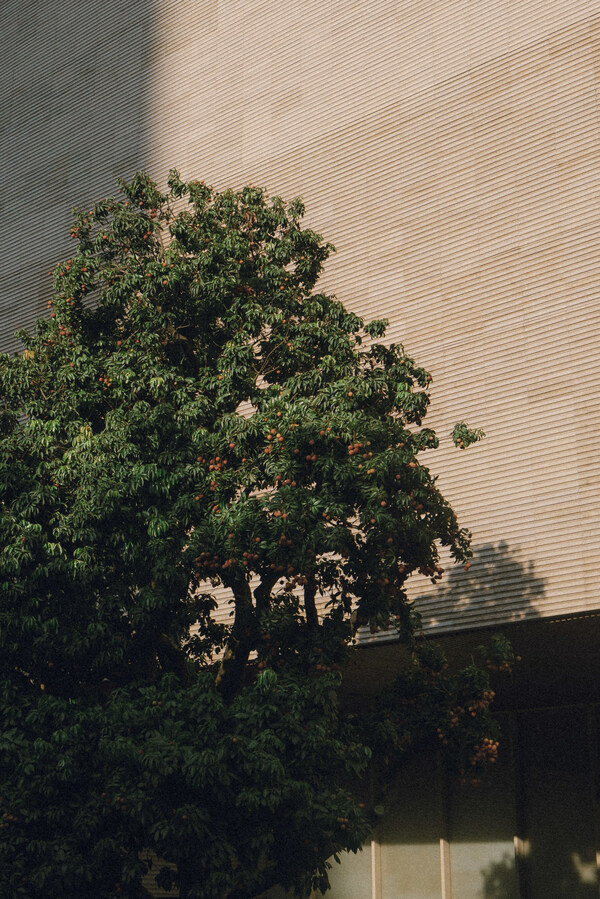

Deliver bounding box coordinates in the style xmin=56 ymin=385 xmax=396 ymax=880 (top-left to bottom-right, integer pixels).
xmin=2 ymin=1 xmax=600 ymax=631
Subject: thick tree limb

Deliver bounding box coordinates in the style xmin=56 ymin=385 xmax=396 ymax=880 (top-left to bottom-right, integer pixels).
xmin=162 ymin=324 xmax=199 ymax=376
xmin=156 ymin=632 xmax=189 ymax=682
xmin=254 ymin=569 xmax=279 ymax=616
xmin=304 ymin=574 xmax=318 ymax=629
xmin=214 ymin=578 xmax=255 ymax=701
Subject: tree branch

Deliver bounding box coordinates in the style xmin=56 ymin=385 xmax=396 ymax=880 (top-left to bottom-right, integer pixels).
xmin=155 ymin=632 xmax=189 ymax=682
xmin=304 ymin=574 xmax=318 ymax=629
xmin=254 ymin=569 xmax=279 ymax=616
xmin=162 ymin=324 xmax=199 ymax=376
xmin=214 ymin=578 xmax=255 ymax=701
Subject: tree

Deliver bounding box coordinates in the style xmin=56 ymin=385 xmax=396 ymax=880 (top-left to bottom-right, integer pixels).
xmin=0 ymin=172 xmax=511 ymax=899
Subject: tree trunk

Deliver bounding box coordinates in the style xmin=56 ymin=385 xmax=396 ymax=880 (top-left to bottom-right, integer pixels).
xmin=214 ymin=579 xmax=256 ymax=702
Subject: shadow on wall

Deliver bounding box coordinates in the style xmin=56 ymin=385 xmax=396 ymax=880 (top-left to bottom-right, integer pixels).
xmin=512 ymin=705 xmax=600 ymax=899
xmin=480 ymin=852 xmax=520 ymax=899
xmin=350 ymin=542 xmax=546 ymax=705
xmin=478 ymin=779 xmax=600 ymax=898
xmin=415 ymin=541 xmax=546 ymax=632
xmin=482 ymin=849 xmax=600 ymax=899
xmin=0 ymin=0 xmax=157 ymax=353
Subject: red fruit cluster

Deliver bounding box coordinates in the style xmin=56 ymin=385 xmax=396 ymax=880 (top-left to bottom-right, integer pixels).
xmin=241 ymin=552 xmax=259 ymax=567
xmin=0 ymin=813 xmax=18 ymax=829
xmin=195 ymin=553 xmax=220 ymax=571
xmin=469 ymin=737 xmax=499 ymax=766
xmin=347 ymin=441 xmax=372 ymax=457
xmin=418 ymin=563 xmax=444 ymax=583
xmin=467 ymin=689 xmax=495 ymax=716
xmin=283 ymin=574 xmax=309 ymax=591
xmin=486 ymin=660 xmax=516 ymax=673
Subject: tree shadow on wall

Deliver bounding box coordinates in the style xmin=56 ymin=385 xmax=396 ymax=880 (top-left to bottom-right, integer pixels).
xmin=414 ymin=540 xmax=546 ymax=630
xmin=479 ymin=847 xmax=599 ymax=899
xmin=479 ymin=853 xmax=519 ymax=899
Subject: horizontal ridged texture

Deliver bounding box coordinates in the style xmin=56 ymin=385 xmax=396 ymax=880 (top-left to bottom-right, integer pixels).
xmin=2 ymin=1 xmax=600 ymax=636
xmin=0 ymin=0 xmax=157 ymax=355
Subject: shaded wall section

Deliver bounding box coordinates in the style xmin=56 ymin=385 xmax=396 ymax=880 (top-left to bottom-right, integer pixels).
xmin=0 ymin=0 xmax=158 ymax=353
xmin=325 ymin=703 xmax=600 ymax=898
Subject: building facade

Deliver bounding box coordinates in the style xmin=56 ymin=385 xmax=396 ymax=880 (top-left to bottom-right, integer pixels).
xmin=2 ymin=1 xmax=600 ymax=896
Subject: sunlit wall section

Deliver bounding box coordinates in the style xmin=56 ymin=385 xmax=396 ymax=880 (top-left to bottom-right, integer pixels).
xmin=142 ymin=0 xmax=600 ymax=632
xmin=326 ymin=846 xmax=373 ymax=899
xmin=378 ymin=752 xmax=445 ymax=899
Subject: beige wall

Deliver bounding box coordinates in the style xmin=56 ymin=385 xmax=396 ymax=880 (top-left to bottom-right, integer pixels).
xmin=146 ymin=0 xmax=600 ymax=631
xmin=3 ymin=1 xmax=600 ymax=630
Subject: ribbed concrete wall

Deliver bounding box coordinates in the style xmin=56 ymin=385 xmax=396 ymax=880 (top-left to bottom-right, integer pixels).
xmin=2 ymin=0 xmax=600 ymax=632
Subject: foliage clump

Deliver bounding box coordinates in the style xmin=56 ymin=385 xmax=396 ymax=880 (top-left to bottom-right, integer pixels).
xmin=0 ymin=172 xmax=507 ymax=899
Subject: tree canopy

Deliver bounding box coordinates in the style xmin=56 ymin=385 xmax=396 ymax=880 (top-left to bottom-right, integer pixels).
xmin=0 ymin=172 xmax=510 ymax=899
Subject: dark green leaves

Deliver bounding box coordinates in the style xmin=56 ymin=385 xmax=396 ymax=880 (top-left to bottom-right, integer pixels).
xmin=0 ymin=172 xmax=497 ymax=899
